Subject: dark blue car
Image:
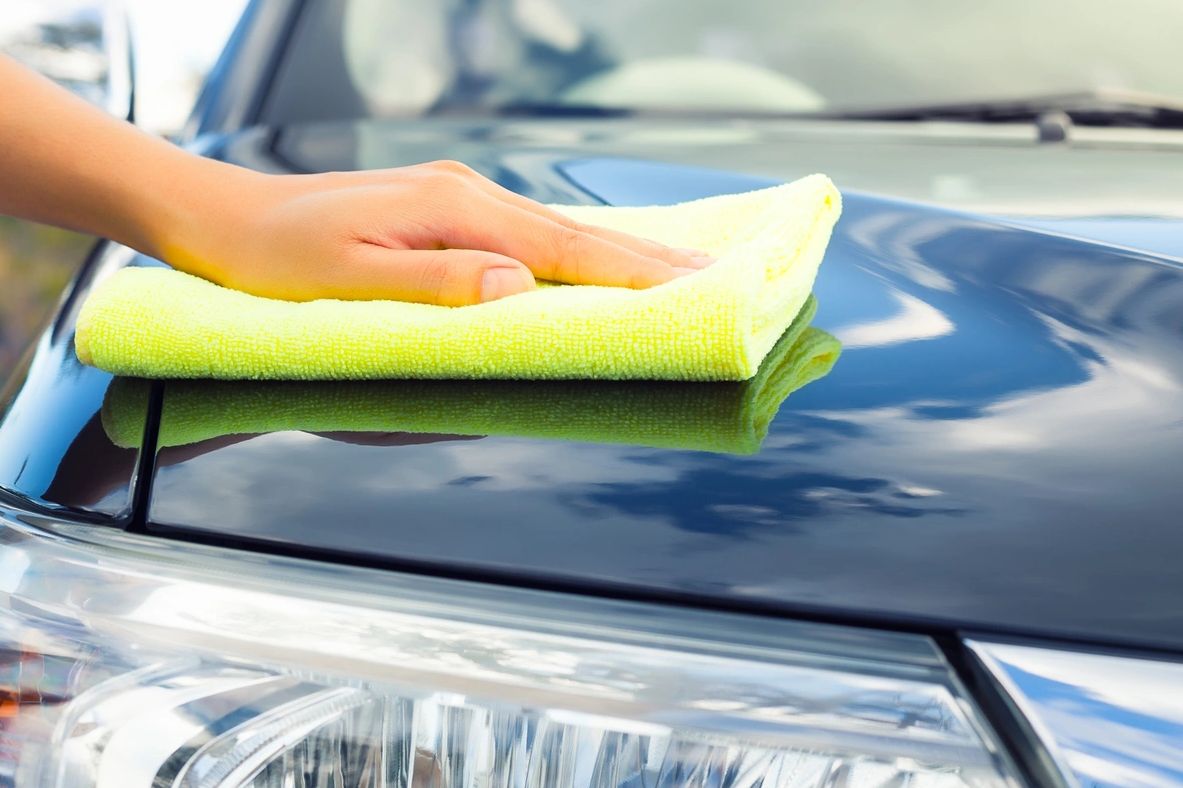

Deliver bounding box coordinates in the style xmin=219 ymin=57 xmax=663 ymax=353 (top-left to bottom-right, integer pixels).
xmin=1 ymin=1 xmax=1182 ymax=785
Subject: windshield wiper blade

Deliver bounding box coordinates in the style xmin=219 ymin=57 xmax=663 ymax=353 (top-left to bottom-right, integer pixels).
xmin=821 ymin=89 xmax=1183 ymax=129
xmin=477 ymin=91 xmax=1183 ymax=130
xmin=491 ymin=102 xmax=637 ymax=118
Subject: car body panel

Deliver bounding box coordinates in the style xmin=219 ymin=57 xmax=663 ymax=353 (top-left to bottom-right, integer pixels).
xmin=0 ymin=245 xmax=145 ymax=519
xmin=0 ymin=333 xmax=135 ymax=519
xmin=128 ymin=118 xmax=1183 ymax=652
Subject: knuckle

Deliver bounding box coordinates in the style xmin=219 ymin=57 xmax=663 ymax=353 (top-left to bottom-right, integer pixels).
xmin=407 ymin=162 xmax=473 ymax=197
xmin=423 ymin=169 xmax=465 ymax=193
xmin=412 ymin=176 xmax=463 ymax=206
xmin=555 ymin=227 xmax=588 ymax=259
xmin=425 ymin=159 xmax=475 ymax=178
xmin=418 ymin=254 xmax=456 ymax=298
xmin=553 ymin=228 xmax=590 ymax=280
xmin=628 ymin=260 xmax=663 ymax=289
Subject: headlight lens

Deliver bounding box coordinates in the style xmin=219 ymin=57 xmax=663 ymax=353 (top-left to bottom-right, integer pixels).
xmin=0 ymin=513 xmax=1021 ymax=787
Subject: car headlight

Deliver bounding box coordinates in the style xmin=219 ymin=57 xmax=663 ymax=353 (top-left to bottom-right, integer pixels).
xmin=0 ymin=509 xmax=1022 ymax=787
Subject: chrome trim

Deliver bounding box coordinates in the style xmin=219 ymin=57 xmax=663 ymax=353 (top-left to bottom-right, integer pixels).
xmin=969 ymin=639 xmax=1183 ymax=788
xmin=102 ymin=1 xmax=134 ymax=121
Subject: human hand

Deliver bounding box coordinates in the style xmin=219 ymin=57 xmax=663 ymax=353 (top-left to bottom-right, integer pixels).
xmin=167 ymin=160 xmax=714 ymax=305
xmin=2 ymin=60 xmax=709 ymax=305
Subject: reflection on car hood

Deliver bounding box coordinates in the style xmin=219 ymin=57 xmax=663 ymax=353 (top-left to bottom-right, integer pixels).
xmin=146 ymin=118 xmax=1183 ymax=652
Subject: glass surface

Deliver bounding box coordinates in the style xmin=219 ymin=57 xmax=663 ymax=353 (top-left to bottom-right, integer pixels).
xmin=266 ymin=0 xmax=1183 ymax=124
xmin=0 ymin=512 xmax=1021 ymax=786
xmin=970 ymin=640 xmax=1183 ymax=788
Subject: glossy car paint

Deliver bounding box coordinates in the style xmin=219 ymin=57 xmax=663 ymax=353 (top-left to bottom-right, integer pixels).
xmin=0 ymin=244 xmax=145 ymax=519
xmin=0 ymin=7 xmax=1177 ymax=785
xmin=3 ymin=117 xmax=1183 ymax=661
xmin=80 ymin=118 xmax=1174 ymax=654
xmin=970 ymin=639 xmax=1183 ymax=787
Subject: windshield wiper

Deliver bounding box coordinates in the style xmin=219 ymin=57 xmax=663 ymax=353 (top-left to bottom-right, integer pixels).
xmin=490 ymin=89 xmax=1183 ymax=134
xmin=491 ymin=103 xmax=638 ymax=118
xmin=820 ymin=89 xmax=1183 ymax=130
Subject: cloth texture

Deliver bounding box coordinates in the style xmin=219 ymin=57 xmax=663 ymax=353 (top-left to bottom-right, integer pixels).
xmin=77 ymin=174 xmax=840 ymax=381
xmin=102 ymin=298 xmax=839 ymax=455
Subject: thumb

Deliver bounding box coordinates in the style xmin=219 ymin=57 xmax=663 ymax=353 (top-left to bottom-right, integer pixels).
xmin=342 ymin=246 xmax=537 ymax=306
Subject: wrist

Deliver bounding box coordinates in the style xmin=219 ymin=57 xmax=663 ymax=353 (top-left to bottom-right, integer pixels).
xmin=137 ymin=151 xmax=271 ymax=278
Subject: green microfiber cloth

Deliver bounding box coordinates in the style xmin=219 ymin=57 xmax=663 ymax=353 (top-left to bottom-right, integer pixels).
xmin=102 ymin=298 xmax=840 ymax=455
xmin=76 ymin=175 xmax=841 ymax=381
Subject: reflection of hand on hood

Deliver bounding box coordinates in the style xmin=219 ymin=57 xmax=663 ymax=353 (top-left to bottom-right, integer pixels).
xmin=102 ymin=297 xmax=840 ymax=457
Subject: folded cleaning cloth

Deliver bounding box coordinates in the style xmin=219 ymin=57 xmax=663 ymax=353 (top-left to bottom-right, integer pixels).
xmin=102 ymin=298 xmax=840 ymax=455
xmin=76 ymin=174 xmax=840 ymax=381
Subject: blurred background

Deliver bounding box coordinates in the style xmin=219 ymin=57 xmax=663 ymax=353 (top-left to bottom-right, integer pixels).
xmin=0 ymin=0 xmax=245 ymax=379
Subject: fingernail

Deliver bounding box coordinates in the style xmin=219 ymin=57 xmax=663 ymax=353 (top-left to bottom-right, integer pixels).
xmin=675 ymin=248 xmax=717 ymax=267
xmin=481 ymin=267 xmax=534 ymax=302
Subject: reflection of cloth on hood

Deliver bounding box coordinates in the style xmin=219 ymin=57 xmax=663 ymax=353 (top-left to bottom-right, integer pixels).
xmin=102 ymin=296 xmax=840 ymax=456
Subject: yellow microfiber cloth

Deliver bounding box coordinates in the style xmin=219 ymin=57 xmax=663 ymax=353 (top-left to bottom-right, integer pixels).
xmin=76 ymin=174 xmax=840 ymax=381
xmin=101 ymin=298 xmax=840 ymax=455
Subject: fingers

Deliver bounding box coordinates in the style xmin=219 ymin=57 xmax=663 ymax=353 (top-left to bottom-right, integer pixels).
xmin=366 ymin=161 xmax=716 ymax=274
xmin=323 ymin=161 xmax=714 ymax=297
xmin=467 ymin=174 xmax=715 ymax=269
xmin=326 ymin=246 xmax=536 ymax=306
xmin=673 ymin=248 xmax=718 ymax=269
xmin=437 ymin=195 xmax=690 ymax=289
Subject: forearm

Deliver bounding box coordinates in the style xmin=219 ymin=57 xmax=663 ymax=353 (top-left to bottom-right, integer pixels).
xmin=0 ymin=56 xmax=256 ymax=261
xmin=0 ymin=56 xmax=709 ymax=305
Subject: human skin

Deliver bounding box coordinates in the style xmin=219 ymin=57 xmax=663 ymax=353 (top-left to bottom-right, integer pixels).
xmin=0 ymin=56 xmax=712 ymax=305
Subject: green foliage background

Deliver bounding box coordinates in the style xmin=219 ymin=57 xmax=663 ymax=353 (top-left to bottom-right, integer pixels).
xmin=0 ymin=218 xmax=93 ymax=381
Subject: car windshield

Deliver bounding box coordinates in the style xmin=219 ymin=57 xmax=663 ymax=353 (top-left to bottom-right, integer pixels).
xmin=265 ymin=0 xmax=1183 ymax=125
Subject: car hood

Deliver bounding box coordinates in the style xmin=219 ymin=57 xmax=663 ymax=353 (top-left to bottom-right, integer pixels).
xmin=146 ymin=118 xmax=1183 ymax=651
